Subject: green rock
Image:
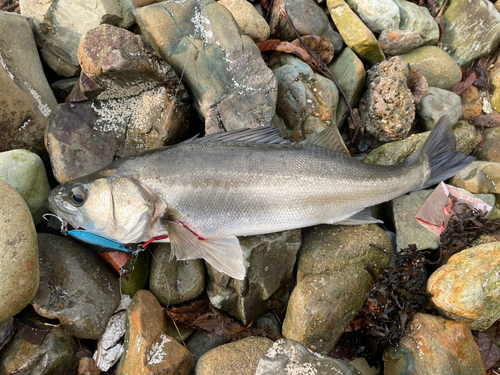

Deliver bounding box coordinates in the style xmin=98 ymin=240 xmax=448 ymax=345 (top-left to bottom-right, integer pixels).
xmin=270 ymin=54 xmax=339 ymax=141
xmin=149 ymin=243 xmax=205 ymax=306
xmin=345 ymin=0 xmax=400 ymax=33
xmin=428 ymin=242 xmax=500 ymax=331
xmin=282 ymin=225 xmax=391 ymax=355
xmin=328 ymin=47 xmax=366 ymax=127
xmin=196 ymin=336 xmax=273 ymax=375
xmin=121 ymin=249 xmax=151 ymax=298
xmin=394 ymin=0 xmax=439 ymax=45
xmin=0 ymin=150 xmax=51 ymax=224
xmin=417 ymin=87 xmax=463 ymax=131
xmin=0 ymin=324 xmax=76 ymax=375
xmin=206 ymin=230 xmax=301 ymax=325
xmin=327 ymin=0 xmax=385 ymax=64
xmin=402 ymin=46 xmax=462 ymax=90
xmin=363 ymin=122 xmax=477 ymax=166
xmin=441 ymin=0 xmax=500 ymax=67
xmin=491 ymin=194 xmax=500 ymax=220
xmin=0 ymin=181 xmax=39 ymax=322
xmin=476 ymin=126 xmax=500 ymax=162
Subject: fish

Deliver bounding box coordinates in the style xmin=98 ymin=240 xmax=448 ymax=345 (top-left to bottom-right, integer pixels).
xmin=48 ymin=116 xmax=474 ymax=279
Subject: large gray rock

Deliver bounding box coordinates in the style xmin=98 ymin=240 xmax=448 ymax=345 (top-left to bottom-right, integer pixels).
xmin=20 ymin=0 xmax=134 ymax=76
xmin=150 ymin=243 xmax=205 ymax=306
xmin=359 ymin=56 xmax=415 ymax=142
xmin=346 ymin=0 xmax=399 ymax=33
xmin=441 ymin=0 xmax=500 ymax=67
xmin=256 ymin=339 xmax=363 ymax=375
xmin=268 ymin=0 xmax=344 ymax=52
xmin=402 ymin=46 xmax=463 ymax=90
xmin=0 ymin=12 xmax=58 ymax=155
xmin=417 ymin=87 xmax=463 ymax=131
xmin=0 ymin=181 xmax=39 ymax=322
xmin=383 ymin=313 xmax=485 ymax=375
xmin=0 ymin=150 xmax=51 ymax=224
xmin=206 ymin=230 xmax=301 ymax=325
xmin=32 ymin=234 xmax=121 ymax=340
xmin=270 ymin=54 xmax=339 ymax=142
xmin=328 ymin=47 xmax=366 ymax=127
xmin=428 ymin=242 xmax=500 ymax=331
xmin=133 ymin=0 xmax=277 ymax=134
xmin=282 ymin=225 xmax=392 ymax=355
xmin=394 ymin=0 xmax=439 ymax=45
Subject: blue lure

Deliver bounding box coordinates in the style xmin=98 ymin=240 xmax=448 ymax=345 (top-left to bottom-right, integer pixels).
xmin=67 ymin=230 xmax=136 ymax=253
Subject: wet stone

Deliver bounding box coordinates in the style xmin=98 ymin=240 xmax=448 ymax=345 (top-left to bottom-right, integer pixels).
xmin=219 ymin=0 xmax=270 ymax=43
xmin=256 ymin=338 xmax=363 ymax=375
xmin=0 ymin=149 xmax=51 ymax=224
xmin=117 ymin=290 xmax=192 ymax=375
xmin=359 ymin=56 xmax=415 ymax=142
xmin=378 ymin=29 xmax=424 ymax=56
xmin=0 ymin=12 xmax=58 ymax=155
xmin=270 ymin=54 xmax=339 ymax=141
xmin=402 ymin=46 xmax=462 ymax=90
xmin=149 ymin=243 xmax=205 ymax=306
xmin=134 ymin=0 xmax=277 ymax=134
xmin=268 ymin=0 xmax=344 ymax=52
xmin=383 ymin=313 xmax=485 ymax=375
xmin=120 ymin=249 xmax=151 ymax=298
xmin=449 ymin=161 xmax=500 ymax=194
xmin=417 ymin=87 xmax=463 ymax=131
xmin=195 ymin=336 xmax=273 ymax=375
xmin=427 ymin=242 xmax=500 ymax=331
xmin=0 ymin=180 xmax=39 ymax=322
xmin=206 ymin=230 xmax=301 ymax=325
xmin=33 ymin=234 xmax=121 ymax=340
xmin=282 ymin=225 xmax=391 ymax=355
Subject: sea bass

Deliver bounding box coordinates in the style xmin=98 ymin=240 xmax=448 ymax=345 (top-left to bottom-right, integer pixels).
xmin=48 ymin=116 xmax=473 ymax=279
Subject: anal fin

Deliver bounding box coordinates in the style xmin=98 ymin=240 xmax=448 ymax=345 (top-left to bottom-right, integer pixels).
xmin=165 ymin=221 xmax=246 ymax=280
xmin=335 ymin=207 xmax=383 ymax=225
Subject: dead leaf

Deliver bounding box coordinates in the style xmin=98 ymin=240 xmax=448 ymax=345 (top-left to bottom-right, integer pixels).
xmin=474 ymin=66 xmax=488 ymax=88
xmin=15 ymin=319 xmax=53 ymax=346
xmin=434 ymin=16 xmax=445 ymax=44
xmin=407 ymin=67 xmax=429 ymax=105
xmin=452 ymin=71 xmax=478 ymax=95
xmin=479 ymin=331 xmax=500 ymax=370
xmin=257 ymin=39 xmax=311 ymax=62
xmin=291 ymin=35 xmax=335 ymax=65
xmin=471 ymin=112 xmax=500 ymax=128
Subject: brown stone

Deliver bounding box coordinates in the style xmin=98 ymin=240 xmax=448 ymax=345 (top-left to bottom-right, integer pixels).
xmin=117 ymin=290 xmax=191 ymax=375
xmin=383 ymin=313 xmax=485 ymax=375
xmin=460 ymin=85 xmax=482 ymax=119
xmin=378 ymin=29 xmax=424 ymax=56
xmin=449 ymin=161 xmax=500 ymax=194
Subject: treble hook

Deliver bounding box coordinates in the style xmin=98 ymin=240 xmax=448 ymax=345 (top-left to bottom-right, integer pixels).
xmin=42 ymin=213 xmax=68 ymax=235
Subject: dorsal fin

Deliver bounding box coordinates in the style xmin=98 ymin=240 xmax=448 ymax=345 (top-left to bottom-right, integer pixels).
xmin=180 ymin=126 xmax=293 ymax=145
xmin=301 ymin=125 xmax=350 ymax=155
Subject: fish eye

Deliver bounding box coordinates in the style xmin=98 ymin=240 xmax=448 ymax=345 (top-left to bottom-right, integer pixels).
xmin=69 ymin=184 xmax=87 ymax=206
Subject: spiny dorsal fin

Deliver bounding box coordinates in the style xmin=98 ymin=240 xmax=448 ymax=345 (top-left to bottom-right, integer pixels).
xmin=180 ymin=126 xmax=293 ymax=146
xmin=301 ymin=125 xmax=350 ymax=155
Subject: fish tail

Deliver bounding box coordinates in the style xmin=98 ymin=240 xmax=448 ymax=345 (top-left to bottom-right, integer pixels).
xmin=407 ymin=116 xmax=475 ymax=189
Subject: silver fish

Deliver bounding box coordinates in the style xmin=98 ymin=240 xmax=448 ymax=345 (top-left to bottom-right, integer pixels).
xmin=48 ymin=116 xmax=473 ymax=279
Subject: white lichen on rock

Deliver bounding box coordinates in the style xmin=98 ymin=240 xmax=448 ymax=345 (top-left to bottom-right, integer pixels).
xmin=147 ymin=333 xmax=171 ymax=365
xmin=24 ymin=81 xmax=51 ymax=117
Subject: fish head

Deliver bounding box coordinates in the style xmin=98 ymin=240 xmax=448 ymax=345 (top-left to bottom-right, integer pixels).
xmin=48 ymin=174 xmax=157 ymax=244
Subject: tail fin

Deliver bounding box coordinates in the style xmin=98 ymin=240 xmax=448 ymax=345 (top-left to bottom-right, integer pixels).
xmin=406 ymin=116 xmax=474 ymax=189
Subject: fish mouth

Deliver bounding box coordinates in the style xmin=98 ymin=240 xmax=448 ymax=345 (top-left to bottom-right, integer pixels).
xmin=47 ymin=194 xmax=81 ymax=230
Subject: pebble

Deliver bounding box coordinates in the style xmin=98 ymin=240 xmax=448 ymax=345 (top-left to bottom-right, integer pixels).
xmin=402 ymin=46 xmax=462 ymax=90
xmin=394 ymin=0 xmax=439 ymax=45
xmin=196 ymin=336 xmax=273 ymax=375
xmin=0 ymin=180 xmax=39 ymax=322
xmin=117 ymin=290 xmax=192 ymax=374
xmin=345 ymin=0 xmax=400 ymax=34
xmin=282 ymin=224 xmax=391 ymax=355
xmin=219 ymin=0 xmax=270 ymax=42
xmin=206 ymin=230 xmax=301 ymax=325
xmin=0 ymin=150 xmax=51 ymax=224
xmin=186 ymin=330 xmax=229 ymax=373
xmin=460 ymin=85 xmax=483 ymax=119
xmin=449 ymin=161 xmax=500 ymax=194
xmin=327 ymin=0 xmax=385 ymax=64
xmin=378 ymin=29 xmax=424 ymax=56
xmin=270 ymin=54 xmax=339 ymax=141
xmin=0 ymin=12 xmax=58 ymax=155
xmin=476 ymin=127 xmax=500 ymax=162
xmin=428 ymin=242 xmax=500 ymax=331
xmin=149 ymin=243 xmax=206 ymax=306
xmin=383 ymin=313 xmax=485 ymax=375
xmin=417 ymin=87 xmax=463 ymax=131
xmin=32 ymin=234 xmax=121 ymax=340
xmin=359 ymin=56 xmax=414 ymax=142
xmin=256 ymin=338 xmax=363 ymax=375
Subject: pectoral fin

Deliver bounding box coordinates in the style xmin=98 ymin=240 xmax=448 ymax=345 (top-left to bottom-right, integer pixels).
xmin=335 ymin=208 xmax=383 ymax=225
xmin=165 ymin=221 xmax=246 ymax=280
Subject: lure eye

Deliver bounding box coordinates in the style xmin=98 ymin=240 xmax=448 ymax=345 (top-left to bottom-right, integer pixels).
xmin=69 ymin=185 xmax=87 ymax=206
